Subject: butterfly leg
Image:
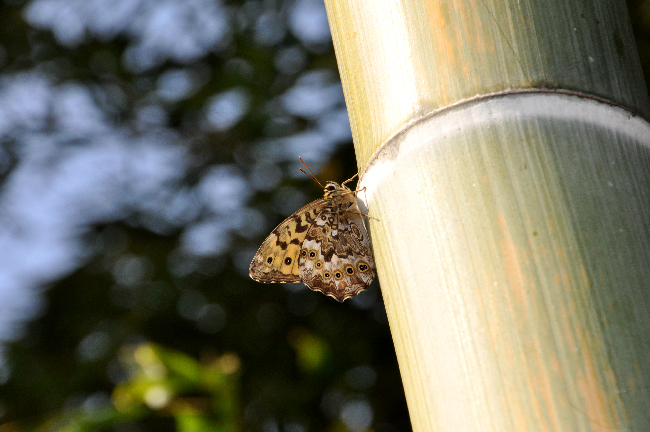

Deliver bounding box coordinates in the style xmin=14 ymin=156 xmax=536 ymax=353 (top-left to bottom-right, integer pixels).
xmin=339 ymin=186 xmax=367 ymax=197
xmin=341 ymin=171 xmax=359 ymax=187
xmin=348 ymin=210 xmax=379 ymax=221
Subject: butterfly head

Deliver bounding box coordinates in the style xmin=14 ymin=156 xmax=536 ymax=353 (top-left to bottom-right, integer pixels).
xmin=323 ymin=181 xmax=350 ymax=199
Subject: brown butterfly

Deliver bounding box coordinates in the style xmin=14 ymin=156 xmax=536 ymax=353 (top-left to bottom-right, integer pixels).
xmin=249 ymin=158 xmax=375 ymax=302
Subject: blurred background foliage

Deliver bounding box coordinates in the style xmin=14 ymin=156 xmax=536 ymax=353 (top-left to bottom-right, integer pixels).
xmin=0 ymin=0 xmax=648 ymax=431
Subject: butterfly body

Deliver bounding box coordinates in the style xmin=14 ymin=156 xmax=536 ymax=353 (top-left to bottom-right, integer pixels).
xmin=249 ymin=181 xmax=375 ymax=302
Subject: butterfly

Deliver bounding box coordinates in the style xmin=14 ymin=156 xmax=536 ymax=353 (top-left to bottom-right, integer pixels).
xmin=249 ymin=158 xmax=375 ymax=302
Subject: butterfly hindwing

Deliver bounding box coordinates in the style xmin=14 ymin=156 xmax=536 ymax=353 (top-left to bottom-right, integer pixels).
xmin=299 ymin=199 xmax=375 ymax=302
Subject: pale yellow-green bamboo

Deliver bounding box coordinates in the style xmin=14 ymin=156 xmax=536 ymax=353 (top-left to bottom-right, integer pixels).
xmin=324 ymin=0 xmax=650 ymax=431
xmin=325 ymin=0 xmax=648 ymax=167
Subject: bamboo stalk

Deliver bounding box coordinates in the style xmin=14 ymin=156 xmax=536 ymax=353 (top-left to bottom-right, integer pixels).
xmin=324 ymin=0 xmax=650 ymax=430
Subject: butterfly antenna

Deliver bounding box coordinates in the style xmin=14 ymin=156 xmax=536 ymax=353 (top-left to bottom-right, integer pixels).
xmin=341 ymin=171 xmax=359 ymax=187
xmin=298 ymin=156 xmax=324 ymax=188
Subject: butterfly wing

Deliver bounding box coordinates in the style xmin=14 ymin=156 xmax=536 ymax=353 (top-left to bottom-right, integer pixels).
xmin=249 ymin=199 xmax=329 ymax=283
xmin=299 ymin=198 xmax=375 ymax=302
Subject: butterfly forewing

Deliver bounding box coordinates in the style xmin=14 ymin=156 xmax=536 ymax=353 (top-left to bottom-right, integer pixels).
xmin=249 ymin=199 xmax=328 ymax=283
